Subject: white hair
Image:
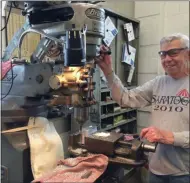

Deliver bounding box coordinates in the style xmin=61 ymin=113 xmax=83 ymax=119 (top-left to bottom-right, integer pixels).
xmin=160 ymin=33 xmax=189 ymax=49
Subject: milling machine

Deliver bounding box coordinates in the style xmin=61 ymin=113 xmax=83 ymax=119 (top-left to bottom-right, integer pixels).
xmin=1 ymin=1 xmax=157 ymax=183
xmin=2 ymin=0 xmax=104 ymax=130
xmin=1 ymin=1 xmax=105 ymax=182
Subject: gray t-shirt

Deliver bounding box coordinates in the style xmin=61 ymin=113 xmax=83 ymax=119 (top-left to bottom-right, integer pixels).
xmin=106 ymin=72 xmax=189 ymax=175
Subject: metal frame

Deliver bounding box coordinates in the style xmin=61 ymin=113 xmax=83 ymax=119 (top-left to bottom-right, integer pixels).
xmin=90 ymin=9 xmax=140 ymax=133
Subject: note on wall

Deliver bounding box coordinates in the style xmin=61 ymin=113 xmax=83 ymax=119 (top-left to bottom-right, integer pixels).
xmin=124 ymin=23 xmax=135 ymax=42
xmin=103 ymin=16 xmax=118 ymax=47
xmin=122 ymin=44 xmax=136 ymax=66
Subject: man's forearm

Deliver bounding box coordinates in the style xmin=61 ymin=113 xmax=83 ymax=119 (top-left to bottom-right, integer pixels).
xmin=159 ymin=130 xmax=189 ymax=148
xmin=105 ymin=71 xmax=124 ymax=106
xmin=106 ymin=72 xmax=154 ymax=108
xmin=173 ymin=131 xmax=189 ymax=148
xmin=159 ymin=130 xmax=174 ymax=145
xmin=141 ymin=127 xmax=189 ymax=148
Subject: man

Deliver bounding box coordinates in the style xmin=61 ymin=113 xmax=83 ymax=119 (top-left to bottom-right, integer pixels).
xmin=95 ymin=33 xmax=189 ymax=183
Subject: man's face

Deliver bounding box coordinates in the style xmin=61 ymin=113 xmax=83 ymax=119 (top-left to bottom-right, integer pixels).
xmin=160 ymin=40 xmax=189 ymax=78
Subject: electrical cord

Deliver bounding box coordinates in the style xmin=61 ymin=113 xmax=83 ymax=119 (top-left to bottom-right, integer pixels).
xmin=1 ymin=2 xmax=12 ymax=31
xmin=71 ymin=1 xmax=105 ymax=4
xmin=91 ymin=1 xmax=105 ymax=4
xmin=1 ymin=2 xmax=17 ymax=99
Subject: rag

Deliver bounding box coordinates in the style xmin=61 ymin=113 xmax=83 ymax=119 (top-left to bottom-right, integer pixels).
xmin=1 ymin=61 xmax=15 ymax=80
xmin=33 ymin=154 xmax=108 ymax=183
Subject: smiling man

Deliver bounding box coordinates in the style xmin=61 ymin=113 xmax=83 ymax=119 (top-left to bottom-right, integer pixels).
xmin=95 ymin=33 xmax=189 ymax=183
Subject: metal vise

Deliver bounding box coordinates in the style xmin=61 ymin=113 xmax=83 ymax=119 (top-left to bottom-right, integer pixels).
xmin=68 ymin=131 xmax=157 ymax=168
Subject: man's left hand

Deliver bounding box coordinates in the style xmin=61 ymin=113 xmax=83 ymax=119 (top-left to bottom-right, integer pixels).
xmin=140 ymin=126 xmax=174 ymax=145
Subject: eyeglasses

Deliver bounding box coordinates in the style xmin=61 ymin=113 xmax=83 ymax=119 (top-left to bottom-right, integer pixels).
xmin=158 ymin=47 xmax=188 ymax=59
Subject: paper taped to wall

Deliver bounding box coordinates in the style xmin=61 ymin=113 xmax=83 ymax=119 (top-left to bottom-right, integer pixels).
xmin=103 ymin=16 xmax=118 ymax=46
xmin=124 ymin=23 xmax=135 ymax=42
xmin=122 ymin=44 xmax=136 ymax=66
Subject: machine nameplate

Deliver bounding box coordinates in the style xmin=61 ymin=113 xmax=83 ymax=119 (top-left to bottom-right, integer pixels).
xmin=85 ymin=8 xmax=105 ymax=21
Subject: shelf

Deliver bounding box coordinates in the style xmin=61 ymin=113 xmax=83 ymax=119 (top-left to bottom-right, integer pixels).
xmin=101 ymin=108 xmax=136 ymax=119
xmin=101 ymin=86 xmax=136 ymax=93
xmin=90 ymin=11 xmax=139 ymax=135
xmin=101 ymin=117 xmax=136 ymax=131
xmin=100 ymin=101 xmax=116 ymax=106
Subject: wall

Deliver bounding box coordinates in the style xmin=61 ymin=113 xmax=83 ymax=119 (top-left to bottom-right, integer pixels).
xmin=99 ymin=1 xmax=134 ymax=18
xmin=134 ymin=1 xmax=189 ymax=133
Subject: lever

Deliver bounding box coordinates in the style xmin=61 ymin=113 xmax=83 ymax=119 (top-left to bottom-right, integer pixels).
xmin=99 ymin=50 xmax=112 ymax=55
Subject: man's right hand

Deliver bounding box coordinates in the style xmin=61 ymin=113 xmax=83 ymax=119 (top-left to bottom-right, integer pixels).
xmin=94 ymin=45 xmax=113 ymax=76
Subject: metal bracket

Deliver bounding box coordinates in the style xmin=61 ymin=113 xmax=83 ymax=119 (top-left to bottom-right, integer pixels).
xmin=1 ymin=165 xmax=8 ymax=182
xmin=2 ymin=19 xmax=30 ymax=61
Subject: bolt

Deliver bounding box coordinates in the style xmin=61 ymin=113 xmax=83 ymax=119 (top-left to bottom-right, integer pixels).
xmin=36 ymin=75 xmax=43 ymax=84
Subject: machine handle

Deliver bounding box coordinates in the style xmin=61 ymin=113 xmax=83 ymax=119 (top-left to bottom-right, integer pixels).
xmin=141 ymin=142 xmax=158 ymax=153
xmin=12 ymin=58 xmax=29 ymax=64
xmin=99 ymin=50 xmax=112 ymax=55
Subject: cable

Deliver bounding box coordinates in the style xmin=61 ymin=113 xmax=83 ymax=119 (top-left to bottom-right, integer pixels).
xmin=123 ymin=29 xmax=131 ymax=55
xmin=92 ymin=1 xmax=105 ymax=4
xmin=71 ymin=1 xmax=105 ymax=4
xmin=1 ymin=2 xmax=12 ymax=31
xmin=1 ymin=61 xmax=14 ymax=100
